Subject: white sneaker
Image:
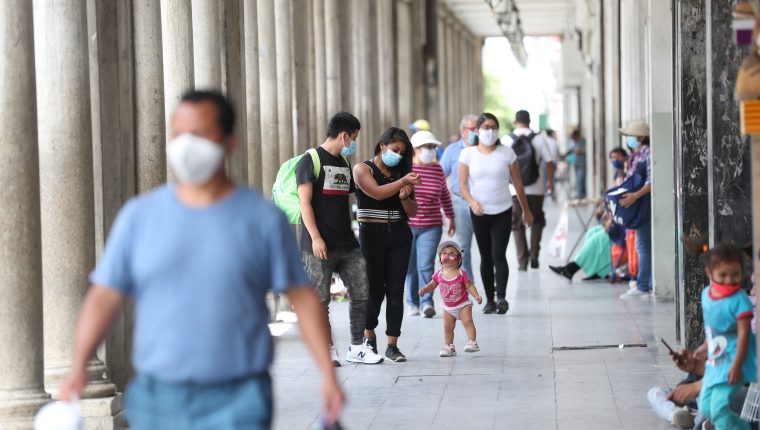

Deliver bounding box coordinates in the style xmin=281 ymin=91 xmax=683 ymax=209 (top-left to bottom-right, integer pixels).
xmin=330 ymin=345 xmax=341 ymax=367
xmin=421 ymin=303 xmax=436 ymax=318
xmin=464 ymin=340 xmax=480 ymax=353
xmin=346 ymin=340 xmax=384 ymax=364
xmin=620 ymin=289 xmax=651 ymax=299
xmin=407 ymin=305 xmax=420 ymax=316
xmin=439 ymin=344 xmax=456 ymax=357
xmin=628 ymin=280 xmax=637 ymax=289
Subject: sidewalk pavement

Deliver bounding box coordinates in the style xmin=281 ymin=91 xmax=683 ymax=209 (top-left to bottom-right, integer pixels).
xmin=270 ymin=197 xmax=684 ymax=430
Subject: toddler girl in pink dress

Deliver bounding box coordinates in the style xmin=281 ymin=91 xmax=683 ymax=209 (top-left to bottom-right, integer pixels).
xmin=419 ymin=241 xmax=482 ymax=357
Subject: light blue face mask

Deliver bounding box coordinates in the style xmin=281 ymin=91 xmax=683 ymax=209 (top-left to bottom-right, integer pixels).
xmin=468 ymin=130 xmax=477 ymax=145
xmin=341 ymin=140 xmax=357 ymax=157
xmin=381 ymin=149 xmax=403 ymax=167
xmin=626 ymin=136 xmax=640 ymax=150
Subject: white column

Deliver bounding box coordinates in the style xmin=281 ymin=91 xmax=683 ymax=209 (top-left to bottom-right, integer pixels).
xmin=192 ymin=0 xmax=222 ymax=89
xmin=436 ymin=10 xmax=447 ymax=139
xmin=0 ymin=2 xmax=50 ymax=427
xmin=306 ymin=0 xmax=318 ymax=148
xmin=244 ymin=0 xmax=263 ymax=189
xmin=34 ymin=0 xmax=118 ymax=402
xmin=257 ymin=0 xmax=279 ymax=195
xmin=445 ymin=16 xmax=456 ymax=130
xmin=313 ymin=0 xmax=327 ymax=140
xmin=133 ymin=0 xmax=166 ymax=192
xmin=160 ymin=0 xmax=194 ymax=166
xmin=619 ymin=0 xmax=648 ymax=123
xmin=324 ymin=0 xmax=341 ymax=115
xmin=275 ymin=0 xmax=294 ymax=163
xmin=648 ymin=0 xmax=675 ymax=300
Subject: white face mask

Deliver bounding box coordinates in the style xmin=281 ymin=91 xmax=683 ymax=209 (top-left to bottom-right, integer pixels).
xmin=479 ymin=130 xmax=497 ymax=146
xmin=419 ymin=148 xmax=437 ymax=164
xmin=167 ymin=133 xmax=226 ymax=185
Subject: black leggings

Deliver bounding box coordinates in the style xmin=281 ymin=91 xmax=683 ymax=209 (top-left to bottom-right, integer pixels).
xmin=471 ymin=209 xmax=513 ymax=301
xmin=359 ymin=222 xmax=412 ymax=337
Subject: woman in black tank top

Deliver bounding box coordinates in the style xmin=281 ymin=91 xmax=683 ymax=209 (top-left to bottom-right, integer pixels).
xmin=353 ymin=127 xmax=421 ymax=362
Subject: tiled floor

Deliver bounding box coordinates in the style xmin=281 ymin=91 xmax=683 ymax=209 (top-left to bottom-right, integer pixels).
xmin=270 ymin=197 xmax=685 ymax=429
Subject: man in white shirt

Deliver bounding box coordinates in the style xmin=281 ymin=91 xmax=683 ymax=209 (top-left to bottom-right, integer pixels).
xmin=504 ymin=110 xmax=556 ymax=271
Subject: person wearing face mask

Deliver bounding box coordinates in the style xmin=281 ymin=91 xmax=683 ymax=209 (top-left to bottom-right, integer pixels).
xmin=610 ymin=147 xmax=629 ymax=181
xmin=618 ymin=120 xmax=653 ymax=299
xmin=57 ymin=91 xmax=344 ymax=428
xmin=503 ymin=110 xmax=556 ymax=272
xmin=458 ymin=113 xmax=534 ymax=315
xmin=439 ymin=114 xmax=479 ymax=284
xmin=296 ymin=112 xmax=384 ymax=366
xmin=354 ymin=127 xmax=421 ymax=362
xmin=404 ymin=131 xmax=456 ymax=319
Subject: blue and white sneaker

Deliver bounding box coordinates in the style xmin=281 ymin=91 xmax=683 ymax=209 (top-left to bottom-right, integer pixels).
xmin=346 ymin=340 xmax=384 ymax=364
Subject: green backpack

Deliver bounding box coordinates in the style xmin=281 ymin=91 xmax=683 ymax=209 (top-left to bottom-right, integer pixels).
xmin=272 ymin=148 xmax=349 ymax=224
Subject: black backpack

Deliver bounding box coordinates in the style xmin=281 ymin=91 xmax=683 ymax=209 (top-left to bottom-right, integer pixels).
xmin=510 ymin=132 xmax=540 ymax=186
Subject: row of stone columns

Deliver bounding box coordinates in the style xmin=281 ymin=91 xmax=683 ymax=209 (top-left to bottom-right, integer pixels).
xmin=0 ymin=1 xmax=485 ymax=426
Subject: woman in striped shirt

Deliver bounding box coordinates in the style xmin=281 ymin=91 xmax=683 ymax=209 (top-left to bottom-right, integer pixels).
xmin=405 ymin=131 xmax=456 ymax=319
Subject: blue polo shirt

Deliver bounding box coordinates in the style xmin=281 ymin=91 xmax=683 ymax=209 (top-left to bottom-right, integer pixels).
xmin=440 ymin=138 xmax=467 ymax=196
xmin=90 ymin=184 xmax=309 ymax=384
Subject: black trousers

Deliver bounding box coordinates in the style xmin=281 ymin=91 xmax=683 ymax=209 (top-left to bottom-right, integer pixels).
xmin=511 ymin=195 xmax=547 ymax=269
xmin=359 ymin=222 xmax=412 ymax=337
xmin=471 ymin=209 xmax=513 ymax=301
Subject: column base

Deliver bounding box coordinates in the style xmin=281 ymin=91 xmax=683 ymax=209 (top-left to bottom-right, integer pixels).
xmin=80 ymin=394 xmax=126 ymax=430
xmin=0 ymin=388 xmax=51 ymax=429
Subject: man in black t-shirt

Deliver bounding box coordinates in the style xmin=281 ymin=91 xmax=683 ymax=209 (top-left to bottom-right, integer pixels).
xmin=296 ymin=112 xmax=384 ymax=365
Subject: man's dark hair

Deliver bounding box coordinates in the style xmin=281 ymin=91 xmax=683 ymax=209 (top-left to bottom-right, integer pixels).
xmin=180 ymin=90 xmax=236 ymax=136
xmin=546 ymin=129 xmax=556 ymax=138
xmin=515 ymin=110 xmax=531 ymax=125
xmin=326 ymin=112 xmax=361 ymax=138
xmin=571 ymin=129 xmax=582 ymax=140
xmin=609 ymin=147 xmax=628 ymax=158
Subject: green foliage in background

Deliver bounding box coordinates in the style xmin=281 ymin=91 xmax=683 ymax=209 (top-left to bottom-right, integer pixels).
xmin=483 ymin=70 xmax=515 ymax=133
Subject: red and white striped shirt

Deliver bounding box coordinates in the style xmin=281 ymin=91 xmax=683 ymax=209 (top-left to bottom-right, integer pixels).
xmin=408 ymin=163 xmax=455 ymax=228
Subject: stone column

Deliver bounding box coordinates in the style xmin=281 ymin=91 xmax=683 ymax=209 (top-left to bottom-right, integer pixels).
xmin=445 ymin=15 xmax=456 ymax=131
xmin=0 ymin=2 xmax=50 ymax=428
xmin=306 ymin=0 xmax=318 ymax=148
xmin=192 ymin=0 xmax=222 ymax=89
xmin=224 ymin=0 xmax=248 ymax=183
xmin=257 ymin=0 xmax=279 ymax=195
xmin=705 ymin=0 xmax=752 ymax=245
xmin=376 ymin=0 xmax=396 ymax=128
xmin=674 ymin=0 xmax=709 ymax=349
xmin=293 ymin=0 xmax=311 ymax=154
xmin=648 ymin=0 xmax=676 ymax=301
xmin=275 ymin=0 xmax=294 ymax=163
xmin=244 ymin=0 xmax=263 ymax=189
xmin=339 ymin=0 xmax=354 ymax=111
xmin=160 ymin=0 xmax=194 ymax=165
xmin=324 ymin=0 xmax=341 ymax=115
xmin=313 ymin=0 xmax=327 ymax=141
xmin=436 ymin=9 xmax=447 ymax=139
xmin=33 ymin=0 xmax=120 ymax=422
xmin=133 ymin=0 xmax=166 ymax=192
xmin=396 ymin=0 xmax=414 ymax=129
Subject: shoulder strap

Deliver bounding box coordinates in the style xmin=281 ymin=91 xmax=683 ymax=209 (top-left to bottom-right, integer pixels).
xmin=307 ymin=148 xmax=320 ymax=179
xmin=509 ymin=133 xmax=518 ymax=143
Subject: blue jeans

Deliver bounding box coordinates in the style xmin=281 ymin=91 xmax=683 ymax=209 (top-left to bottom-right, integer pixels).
xmin=451 ymin=194 xmax=474 ymax=279
xmin=635 ymin=220 xmax=652 ymax=292
xmin=125 ymin=373 xmax=273 ymax=430
xmin=405 ymin=226 xmax=443 ymax=307
xmin=575 ymin=165 xmax=587 ymax=199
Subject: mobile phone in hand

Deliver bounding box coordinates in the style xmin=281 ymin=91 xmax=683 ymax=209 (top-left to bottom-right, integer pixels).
xmin=660 ymin=337 xmax=676 ymax=355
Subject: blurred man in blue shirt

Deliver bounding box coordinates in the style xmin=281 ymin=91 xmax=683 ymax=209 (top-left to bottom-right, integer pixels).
xmin=59 ymin=91 xmax=343 ymax=429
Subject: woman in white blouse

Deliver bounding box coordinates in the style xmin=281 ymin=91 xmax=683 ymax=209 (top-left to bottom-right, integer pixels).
xmin=458 ymin=113 xmax=533 ymax=315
